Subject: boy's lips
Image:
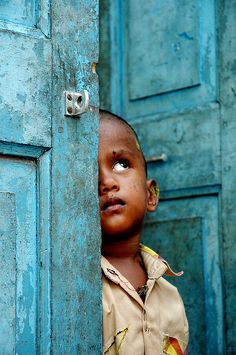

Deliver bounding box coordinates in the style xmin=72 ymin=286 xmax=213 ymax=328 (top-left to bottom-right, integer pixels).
xmin=102 ymin=197 xmax=125 ymax=212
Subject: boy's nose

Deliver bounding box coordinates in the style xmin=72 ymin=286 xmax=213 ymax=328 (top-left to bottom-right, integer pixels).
xmin=99 ymin=170 xmax=119 ymax=195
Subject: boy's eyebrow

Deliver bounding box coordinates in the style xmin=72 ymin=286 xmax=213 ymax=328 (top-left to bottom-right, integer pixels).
xmin=112 ymin=149 xmax=133 ymax=156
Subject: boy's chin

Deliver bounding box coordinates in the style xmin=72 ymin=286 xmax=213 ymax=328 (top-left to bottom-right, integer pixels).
xmin=102 ymin=232 xmax=129 ymax=244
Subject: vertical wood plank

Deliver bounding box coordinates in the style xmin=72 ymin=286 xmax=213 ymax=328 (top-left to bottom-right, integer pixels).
xmin=51 ymin=0 xmax=101 ymax=353
xmin=0 ymin=193 xmax=16 ymax=354
xmin=219 ymin=0 xmax=236 ymax=353
xmin=38 ymin=151 xmax=51 ymax=354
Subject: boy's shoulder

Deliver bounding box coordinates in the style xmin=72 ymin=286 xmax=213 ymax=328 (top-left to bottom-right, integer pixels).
xmin=101 ymin=244 xmax=183 ymax=282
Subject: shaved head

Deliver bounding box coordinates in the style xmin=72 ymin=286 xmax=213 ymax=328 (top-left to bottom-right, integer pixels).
xmin=99 ymin=110 xmax=147 ymax=175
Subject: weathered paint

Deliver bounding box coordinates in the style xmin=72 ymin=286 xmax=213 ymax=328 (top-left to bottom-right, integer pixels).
xmin=0 ymin=0 xmax=37 ymax=27
xmin=99 ymin=0 xmax=216 ymax=118
xmin=51 ymin=0 xmax=101 ymax=354
xmin=0 ymin=0 xmax=101 ymax=353
xmin=219 ymin=0 xmax=236 ymax=353
xmin=137 ymin=104 xmax=221 ymax=192
xmin=128 ymin=0 xmax=200 ymax=100
xmin=0 ymin=4 xmax=51 ymax=147
xmin=99 ymin=0 xmax=236 ymax=353
xmin=142 ymin=196 xmax=223 ymax=354
xmin=0 ymin=157 xmax=37 ymax=353
xmin=38 ymin=150 xmax=51 ymax=354
xmin=0 ymin=192 xmax=16 ymax=354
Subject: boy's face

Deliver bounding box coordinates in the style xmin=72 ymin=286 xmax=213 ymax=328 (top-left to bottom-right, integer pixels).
xmin=98 ymin=117 xmax=157 ymax=242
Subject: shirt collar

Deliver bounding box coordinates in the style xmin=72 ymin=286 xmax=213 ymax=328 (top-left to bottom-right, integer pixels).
xmin=101 ymin=244 xmax=183 ymax=282
xmin=140 ymin=244 xmax=184 ymax=278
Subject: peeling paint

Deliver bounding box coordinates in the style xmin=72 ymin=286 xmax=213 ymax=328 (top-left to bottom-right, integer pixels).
xmin=51 ymin=0 xmax=101 ymax=353
xmin=17 ymin=93 xmax=27 ymax=104
xmin=92 ymin=62 xmax=97 ymax=74
xmin=0 ymin=30 xmax=51 ymax=146
xmin=179 ymin=32 xmax=194 ymax=40
xmin=1 ymin=0 xmax=101 ymax=353
xmin=0 ymin=157 xmax=37 ymax=353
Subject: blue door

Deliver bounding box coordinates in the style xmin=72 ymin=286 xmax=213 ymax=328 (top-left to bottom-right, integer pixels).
xmin=0 ymin=1 xmax=101 ymax=353
xmin=99 ymin=0 xmax=236 ymax=353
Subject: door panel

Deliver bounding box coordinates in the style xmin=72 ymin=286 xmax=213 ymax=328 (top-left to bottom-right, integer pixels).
xmin=103 ymin=0 xmax=216 ymax=117
xmin=128 ymin=0 xmax=200 ymax=100
xmin=136 ymin=106 xmax=220 ymax=191
xmin=99 ymin=0 xmax=228 ymax=352
xmin=0 ymin=0 xmax=50 ymax=37
xmin=0 ymin=0 xmax=37 ymax=27
xmin=0 ymin=2 xmax=51 ymax=147
xmin=0 ymin=156 xmax=37 ymax=353
xmin=0 ymin=0 xmax=101 ymax=353
xmin=0 ymin=149 xmax=51 ymax=353
xmin=142 ymin=196 xmax=223 ymax=354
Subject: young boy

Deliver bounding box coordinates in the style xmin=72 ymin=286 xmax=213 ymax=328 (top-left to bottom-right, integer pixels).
xmin=99 ymin=110 xmax=188 ymax=355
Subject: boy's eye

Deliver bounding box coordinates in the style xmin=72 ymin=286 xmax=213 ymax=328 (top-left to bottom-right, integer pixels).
xmin=113 ymin=160 xmax=129 ymax=172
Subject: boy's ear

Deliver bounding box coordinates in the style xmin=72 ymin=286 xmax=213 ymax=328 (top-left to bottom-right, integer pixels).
xmin=146 ymin=179 xmax=159 ymax=212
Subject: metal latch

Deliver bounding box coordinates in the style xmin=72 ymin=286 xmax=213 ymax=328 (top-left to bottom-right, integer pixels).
xmin=65 ymin=90 xmax=89 ymax=116
xmin=146 ymin=153 xmax=168 ymax=163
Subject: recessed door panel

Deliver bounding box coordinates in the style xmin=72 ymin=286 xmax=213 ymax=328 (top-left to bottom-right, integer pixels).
xmin=0 ymin=0 xmax=37 ymax=27
xmin=136 ymin=106 xmax=220 ymax=191
xmin=128 ymin=0 xmax=200 ymax=100
xmin=0 ymin=156 xmax=37 ymax=353
xmin=0 ymin=0 xmax=50 ymax=35
xmin=142 ymin=196 xmax=223 ymax=355
xmin=0 ymin=1 xmax=51 ymax=147
xmin=117 ymin=0 xmax=216 ymax=117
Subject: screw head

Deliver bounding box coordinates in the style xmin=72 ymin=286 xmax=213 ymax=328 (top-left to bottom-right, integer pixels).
xmin=67 ymin=94 xmax=72 ymax=101
xmin=67 ymin=107 xmax=73 ymax=114
xmin=77 ymin=95 xmax=83 ymax=105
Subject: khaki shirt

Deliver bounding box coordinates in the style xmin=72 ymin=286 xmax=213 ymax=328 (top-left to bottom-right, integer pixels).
xmin=102 ymin=245 xmax=189 ymax=355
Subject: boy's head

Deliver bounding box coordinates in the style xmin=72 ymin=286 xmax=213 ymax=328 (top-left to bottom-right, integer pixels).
xmin=98 ymin=110 xmax=159 ymax=242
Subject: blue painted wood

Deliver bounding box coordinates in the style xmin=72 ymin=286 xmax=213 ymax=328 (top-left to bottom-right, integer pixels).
xmin=219 ymin=1 xmax=236 ymax=352
xmin=0 ymin=0 xmax=37 ymax=26
xmin=142 ymin=196 xmax=223 ymax=354
xmin=0 ymin=152 xmax=51 ymax=354
xmin=0 ymin=141 xmax=50 ymax=158
xmin=136 ymin=104 xmax=220 ymax=192
xmin=51 ymin=0 xmax=101 ymax=354
xmin=0 ymin=192 xmax=16 ymax=354
xmin=0 ymin=0 xmax=101 ymax=353
xmin=0 ymin=1 xmax=51 ymax=351
xmin=0 ymin=157 xmax=37 ymax=353
xmin=0 ymin=0 xmax=51 ymax=147
xmin=99 ymin=0 xmax=232 ymax=352
xmin=0 ymin=0 xmax=50 ymax=37
xmin=102 ymin=0 xmax=216 ymax=118
xmin=128 ymin=0 xmax=200 ymax=100
xmin=38 ymin=151 xmax=51 ymax=354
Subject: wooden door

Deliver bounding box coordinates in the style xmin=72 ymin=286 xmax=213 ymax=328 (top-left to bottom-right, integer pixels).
xmin=99 ymin=0 xmax=236 ymax=353
xmin=0 ymin=1 xmax=101 ymax=353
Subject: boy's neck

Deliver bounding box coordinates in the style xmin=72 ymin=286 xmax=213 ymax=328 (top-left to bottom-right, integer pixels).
xmin=102 ymin=234 xmax=148 ymax=290
xmin=102 ymin=234 xmax=140 ymax=260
